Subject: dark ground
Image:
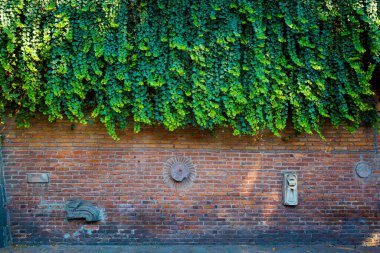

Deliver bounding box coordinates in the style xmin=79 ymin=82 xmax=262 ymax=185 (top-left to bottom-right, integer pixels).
xmin=0 ymin=244 xmax=379 ymax=253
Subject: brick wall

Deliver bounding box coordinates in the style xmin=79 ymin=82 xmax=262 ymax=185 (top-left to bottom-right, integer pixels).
xmin=1 ymin=117 xmax=379 ymax=245
xmin=0 ymin=145 xmax=11 ymax=247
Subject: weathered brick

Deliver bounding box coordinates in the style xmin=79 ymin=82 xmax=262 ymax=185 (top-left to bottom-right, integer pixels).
xmin=0 ymin=117 xmax=379 ymax=246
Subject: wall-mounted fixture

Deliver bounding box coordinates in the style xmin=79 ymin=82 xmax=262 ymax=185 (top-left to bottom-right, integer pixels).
xmin=163 ymin=156 xmax=196 ymax=190
xmin=283 ymin=172 xmax=298 ymax=206
xmin=66 ymin=200 xmax=101 ymax=222
xmin=355 ymin=161 xmax=372 ymax=178
xmin=27 ymin=173 xmax=49 ymax=183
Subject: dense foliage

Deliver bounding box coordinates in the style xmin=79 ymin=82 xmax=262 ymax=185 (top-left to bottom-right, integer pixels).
xmin=0 ymin=0 xmax=379 ymax=139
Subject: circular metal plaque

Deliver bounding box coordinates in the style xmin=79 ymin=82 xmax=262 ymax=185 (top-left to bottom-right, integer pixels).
xmin=163 ymin=157 xmax=196 ymax=189
xmin=355 ymin=162 xmax=372 ymax=178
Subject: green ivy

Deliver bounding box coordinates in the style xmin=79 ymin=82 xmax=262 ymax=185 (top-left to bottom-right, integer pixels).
xmin=0 ymin=0 xmax=379 ymax=139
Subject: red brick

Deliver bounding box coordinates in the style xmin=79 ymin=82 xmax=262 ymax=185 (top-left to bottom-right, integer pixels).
xmin=1 ymin=117 xmax=379 ymax=245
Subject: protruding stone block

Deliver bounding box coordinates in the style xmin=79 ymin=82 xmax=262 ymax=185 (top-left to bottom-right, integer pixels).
xmin=66 ymin=200 xmax=101 ymax=222
xmin=27 ymin=173 xmax=49 ymax=183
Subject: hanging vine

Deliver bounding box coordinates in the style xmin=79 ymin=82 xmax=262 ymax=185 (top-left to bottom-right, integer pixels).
xmin=0 ymin=0 xmax=379 ymax=139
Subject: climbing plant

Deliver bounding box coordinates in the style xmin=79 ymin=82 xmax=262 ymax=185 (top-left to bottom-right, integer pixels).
xmin=0 ymin=0 xmax=379 ymax=139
